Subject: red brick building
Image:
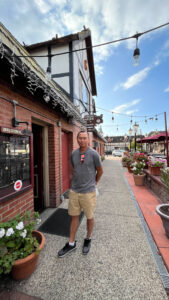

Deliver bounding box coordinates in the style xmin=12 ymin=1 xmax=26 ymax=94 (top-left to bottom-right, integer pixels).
xmin=0 ymin=23 xmax=105 ymax=222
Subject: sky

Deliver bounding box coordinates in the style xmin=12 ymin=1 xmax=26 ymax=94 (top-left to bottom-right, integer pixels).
xmin=1 ymin=0 xmax=169 ymax=137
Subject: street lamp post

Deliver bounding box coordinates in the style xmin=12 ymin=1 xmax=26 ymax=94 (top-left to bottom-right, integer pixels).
xmin=133 ymin=122 xmax=139 ymax=152
xmin=124 ymin=133 xmax=128 ymax=149
xmin=128 ymin=128 xmax=133 ymax=151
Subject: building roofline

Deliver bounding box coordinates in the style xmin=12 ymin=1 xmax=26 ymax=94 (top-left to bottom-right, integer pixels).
xmin=0 ymin=22 xmax=84 ymax=124
xmin=25 ymin=29 xmax=97 ymax=96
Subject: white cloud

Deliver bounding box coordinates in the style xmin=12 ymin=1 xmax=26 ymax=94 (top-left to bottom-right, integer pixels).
xmin=1 ymin=0 xmax=169 ymax=71
xmin=122 ymin=67 xmax=151 ymax=89
xmin=34 ymin=0 xmax=51 ymax=14
xmin=164 ymin=86 xmax=169 ymax=93
xmin=112 ymin=99 xmax=141 ymax=113
xmin=125 ymin=109 xmax=139 ymax=115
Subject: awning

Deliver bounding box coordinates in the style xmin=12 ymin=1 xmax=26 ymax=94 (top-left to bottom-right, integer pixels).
xmin=137 ymin=132 xmax=169 ymax=143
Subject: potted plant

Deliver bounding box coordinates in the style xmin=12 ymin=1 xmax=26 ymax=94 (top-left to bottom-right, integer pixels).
xmin=147 ymin=157 xmax=166 ymax=175
xmin=156 ymin=204 xmax=169 ymax=238
xmin=134 ymin=152 xmax=148 ymax=163
xmin=101 ymin=155 xmax=105 ymax=162
xmin=132 ymin=161 xmax=145 ymax=186
xmin=156 ymin=167 xmax=169 ymax=238
xmin=0 ymin=211 xmax=45 ymax=280
xmin=125 ymin=157 xmax=133 ymax=173
xmin=122 ymin=156 xmax=129 ymax=167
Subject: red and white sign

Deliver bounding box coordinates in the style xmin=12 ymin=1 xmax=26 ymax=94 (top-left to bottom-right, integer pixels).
xmin=14 ymin=180 xmax=22 ymax=191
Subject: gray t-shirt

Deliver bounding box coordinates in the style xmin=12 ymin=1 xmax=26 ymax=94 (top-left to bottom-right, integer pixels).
xmin=71 ymin=147 xmax=102 ymax=193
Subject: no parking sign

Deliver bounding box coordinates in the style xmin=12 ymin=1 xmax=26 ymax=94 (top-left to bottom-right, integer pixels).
xmin=14 ymin=180 xmax=22 ymax=191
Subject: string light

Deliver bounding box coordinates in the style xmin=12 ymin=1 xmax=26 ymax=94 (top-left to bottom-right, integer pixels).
xmin=133 ymin=33 xmax=141 ymax=66
xmin=1 ymin=21 xmax=169 ymax=61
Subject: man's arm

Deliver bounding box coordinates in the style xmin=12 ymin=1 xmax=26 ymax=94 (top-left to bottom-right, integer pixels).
xmin=96 ymin=166 xmax=103 ymax=185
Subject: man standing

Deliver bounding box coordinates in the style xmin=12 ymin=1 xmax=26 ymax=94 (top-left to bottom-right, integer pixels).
xmin=58 ymin=131 xmax=103 ymax=257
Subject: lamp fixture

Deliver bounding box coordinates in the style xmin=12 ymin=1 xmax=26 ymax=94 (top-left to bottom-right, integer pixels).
xmin=43 ymin=94 xmax=50 ymax=103
xmin=45 ymin=66 xmax=51 ymax=81
xmin=133 ymin=122 xmax=139 ymax=133
xmin=133 ymin=35 xmax=140 ymax=67
xmin=128 ymin=127 xmax=133 ymax=136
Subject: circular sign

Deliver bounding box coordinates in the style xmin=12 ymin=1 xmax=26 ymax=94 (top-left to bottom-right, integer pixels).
xmin=14 ymin=180 xmax=22 ymax=191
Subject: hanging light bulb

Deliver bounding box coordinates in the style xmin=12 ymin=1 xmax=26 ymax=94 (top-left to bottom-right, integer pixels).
xmin=130 ymin=116 xmax=133 ymax=124
xmin=145 ymin=117 xmax=147 ymax=124
xmin=133 ymin=35 xmax=140 ymax=67
xmin=45 ymin=66 xmax=51 ymax=81
xmin=155 ymin=115 xmax=158 ymax=121
xmin=117 ymin=125 xmax=118 ymax=131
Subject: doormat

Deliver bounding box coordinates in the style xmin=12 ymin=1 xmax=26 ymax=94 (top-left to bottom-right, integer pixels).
xmin=38 ymin=208 xmax=84 ymax=237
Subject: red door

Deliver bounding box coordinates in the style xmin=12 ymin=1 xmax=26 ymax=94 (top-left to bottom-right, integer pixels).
xmin=61 ymin=131 xmax=70 ymax=193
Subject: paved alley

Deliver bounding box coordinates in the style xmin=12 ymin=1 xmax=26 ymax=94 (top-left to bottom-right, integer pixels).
xmin=0 ymin=159 xmax=168 ymax=299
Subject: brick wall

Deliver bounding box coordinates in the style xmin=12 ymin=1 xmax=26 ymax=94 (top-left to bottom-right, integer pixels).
xmin=0 ymin=189 xmax=34 ymax=222
xmin=0 ymin=81 xmax=85 ymax=221
xmin=144 ymin=171 xmax=169 ymax=203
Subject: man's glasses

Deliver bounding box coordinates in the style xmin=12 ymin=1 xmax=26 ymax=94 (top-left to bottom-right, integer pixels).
xmin=81 ymin=154 xmax=85 ymax=164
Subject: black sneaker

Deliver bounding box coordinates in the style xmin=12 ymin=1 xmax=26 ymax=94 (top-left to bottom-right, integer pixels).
xmin=58 ymin=242 xmax=76 ymax=258
xmin=82 ymin=238 xmax=91 ymax=255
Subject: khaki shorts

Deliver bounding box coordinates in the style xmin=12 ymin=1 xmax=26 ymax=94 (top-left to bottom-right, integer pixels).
xmin=68 ymin=189 xmax=96 ymax=219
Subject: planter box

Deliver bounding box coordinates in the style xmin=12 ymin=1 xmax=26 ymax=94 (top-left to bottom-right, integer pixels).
xmin=144 ymin=170 xmax=169 ymax=203
xmin=148 ymin=166 xmax=161 ymax=176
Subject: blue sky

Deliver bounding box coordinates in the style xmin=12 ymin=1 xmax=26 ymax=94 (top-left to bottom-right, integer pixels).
xmin=1 ymin=0 xmax=169 ymax=137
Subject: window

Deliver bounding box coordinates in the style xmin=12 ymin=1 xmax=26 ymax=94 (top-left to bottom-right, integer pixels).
xmin=0 ymin=134 xmax=31 ymax=201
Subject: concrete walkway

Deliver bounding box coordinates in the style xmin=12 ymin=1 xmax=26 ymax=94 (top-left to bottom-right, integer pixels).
xmin=0 ymin=159 xmax=168 ymax=299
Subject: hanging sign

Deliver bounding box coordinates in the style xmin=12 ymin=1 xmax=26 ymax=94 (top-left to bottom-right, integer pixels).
xmin=84 ymin=114 xmax=103 ymax=126
xmin=14 ymin=180 xmax=22 ymax=191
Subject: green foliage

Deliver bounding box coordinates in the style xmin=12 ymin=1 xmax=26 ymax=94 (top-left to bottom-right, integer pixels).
xmin=161 ymin=168 xmax=169 ymax=192
xmin=132 ymin=161 xmax=145 ymax=175
xmin=0 ymin=211 xmax=40 ymax=276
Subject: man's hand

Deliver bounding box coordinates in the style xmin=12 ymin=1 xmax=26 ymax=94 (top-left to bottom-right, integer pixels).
xmin=96 ymin=166 xmax=103 ymax=184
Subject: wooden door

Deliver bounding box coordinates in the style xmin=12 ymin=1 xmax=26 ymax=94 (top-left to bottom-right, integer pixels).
xmin=61 ymin=131 xmax=70 ymax=193
xmin=32 ymin=124 xmax=44 ymax=212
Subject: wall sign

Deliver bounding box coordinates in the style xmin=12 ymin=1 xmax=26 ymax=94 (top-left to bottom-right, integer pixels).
xmin=0 ymin=127 xmax=23 ymax=135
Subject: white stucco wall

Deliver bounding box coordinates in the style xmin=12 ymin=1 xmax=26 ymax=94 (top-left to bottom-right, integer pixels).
xmin=28 ymin=39 xmax=94 ymax=110
xmin=29 ymin=48 xmax=48 ymax=73
xmin=53 ymin=76 xmax=70 ymax=93
xmin=51 ymin=45 xmax=69 ymax=74
xmin=73 ymin=39 xmax=92 ymax=113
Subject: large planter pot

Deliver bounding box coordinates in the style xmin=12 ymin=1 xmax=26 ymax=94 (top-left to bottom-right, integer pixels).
xmin=11 ymin=230 xmax=45 ymax=280
xmin=149 ymin=166 xmax=161 ymax=176
xmin=127 ymin=166 xmax=133 ymax=173
xmin=133 ymin=174 xmax=145 ymax=186
xmin=156 ymin=204 xmax=169 ymax=238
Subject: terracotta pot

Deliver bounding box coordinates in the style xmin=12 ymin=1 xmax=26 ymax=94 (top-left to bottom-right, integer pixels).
xmin=11 ymin=230 xmax=45 ymax=280
xmin=156 ymin=204 xmax=169 ymax=238
xmin=133 ymin=174 xmax=145 ymax=186
xmin=149 ymin=166 xmax=161 ymax=176
xmin=127 ymin=166 xmax=133 ymax=173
